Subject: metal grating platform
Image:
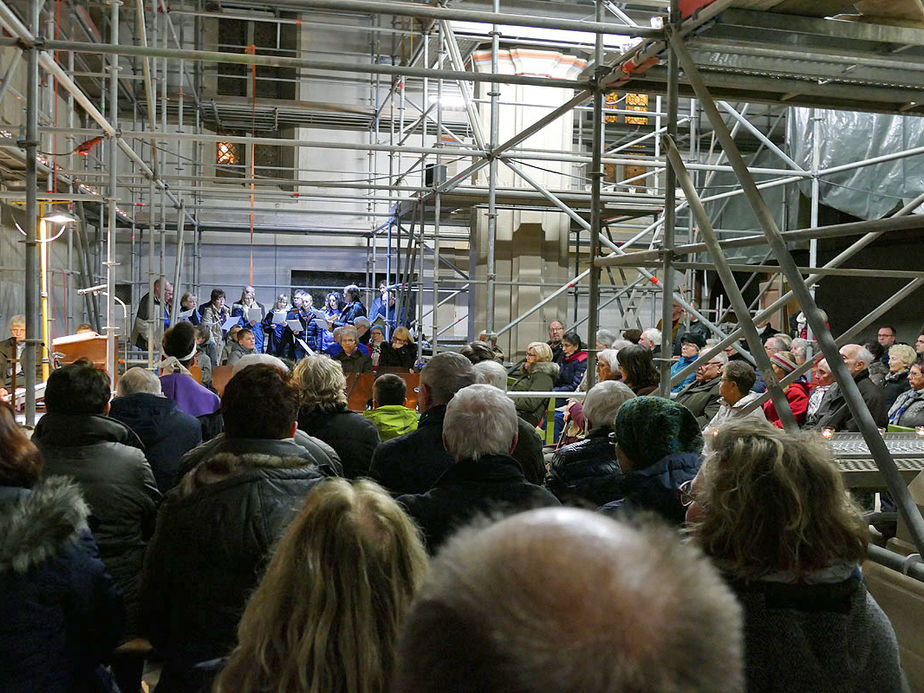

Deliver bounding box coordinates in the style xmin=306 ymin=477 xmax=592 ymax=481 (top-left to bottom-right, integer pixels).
xmin=830 ymin=433 xmax=924 ymax=488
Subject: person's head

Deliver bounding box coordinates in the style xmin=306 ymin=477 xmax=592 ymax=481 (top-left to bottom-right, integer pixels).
xmin=326 ymin=292 xmax=340 ymax=311
xmin=473 ymin=360 xmax=508 ymax=391
xmin=671 ymin=300 xmax=684 ymax=322
xmin=638 ymin=327 xmax=661 ymax=350
xmin=582 ymin=380 xmax=635 ymax=431
xmin=909 ymin=360 xmax=924 ymax=392
xmin=370 ymin=325 xmax=385 ymax=344
xmin=460 ymin=340 xmax=497 ymax=365
xmin=217 ymin=478 xmax=429 ymax=693
xmin=153 ymin=278 xmax=163 ymax=300
xmin=373 ymin=373 xmax=407 ymax=407
xmin=790 ymin=338 xmax=808 ymax=365
xmin=354 ymin=317 xmax=370 ymax=337
xmin=209 ymin=288 xmax=225 ymax=308
xmin=237 ymin=328 xmax=255 ymax=351
xmin=194 ymin=322 xmax=212 ymax=346
xmin=419 ymin=352 xmax=476 ymax=411
xmin=864 ymin=339 xmax=885 ymax=364
xmin=687 ymin=420 xmax=867 ymax=580
xmin=622 ymin=328 xmax=642 ymax=344
xmin=392 ymin=326 xmax=414 ymax=349
xmin=340 ymin=327 xmax=359 ymax=355
xmin=595 ymin=348 xmax=620 ymax=382
xmin=343 ymin=283 xmax=361 ymax=304
xmin=695 ymin=352 xmax=727 ymax=383
xmin=274 ymin=294 xmax=288 ymax=311
xmin=616 ymin=344 xmax=659 ymax=390
xmin=0 ymin=401 xmax=44 ymax=488
xmin=292 ymin=291 xmax=304 ymax=309
xmin=680 ymin=333 xmax=705 ymax=358
xmin=561 ymin=331 xmax=583 ymax=358
xmin=768 ymin=351 xmax=798 ymax=381
xmin=720 ymin=361 xmax=756 ymax=406
xmin=763 ymin=336 xmax=785 ymax=355
xmin=240 ymin=285 xmax=256 ymax=306
xmin=180 ymin=293 xmax=197 ymax=311
xmin=814 ymin=358 xmax=834 ymax=387
xmin=547 ymin=320 xmax=564 ymax=344
xmin=594 ymin=329 xmax=616 ymax=352
xmin=611 ymin=396 xmax=702 ymax=471
xmin=840 ymin=344 xmax=873 ymax=377
xmin=916 ymin=334 xmax=924 ymax=357
xmin=226 ymin=325 xmax=242 ymax=345
xmin=887 ymin=343 xmax=917 ymax=374
xmin=332 ymin=327 xmax=342 ymax=344
xmin=222 ymin=364 xmax=300 ymax=439
xmin=292 ymin=354 xmax=348 ymax=413
xmin=231 ymin=353 xmax=288 ymax=376
xmin=116 ymin=367 xmax=162 ymax=397
xmin=8 ymin=314 xmax=25 ymax=342
xmin=75 ymin=323 xmax=95 ymax=334
xmin=524 ymin=341 xmax=553 ymax=370
xmin=44 ymin=361 xmax=111 ymax=415
xmin=772 ymin=333 xmax=792 ymax=350
xmin=163 ymin=322 xmax=198 ymax=366
xmin=394 ymin=507 xmax=743 ymax=693
xmin=443 ymin=384 xmax=516 ymax=460
xmin=877 ymin=325 xmax=897 ymax=348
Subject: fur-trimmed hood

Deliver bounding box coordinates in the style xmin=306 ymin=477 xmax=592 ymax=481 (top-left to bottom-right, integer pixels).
xmin=528 ymin=360 xmax=560 ymax=378
xmin=0 ymin=477 xmax=89 ymax=575
xmin=176 ymin=452 xmax=319 ymax=497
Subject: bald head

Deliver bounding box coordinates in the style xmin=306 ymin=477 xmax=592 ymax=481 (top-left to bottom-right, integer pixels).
xmin=840 ymin=344 xmax=873 ymax=376
xmin=394 ymin=508 xmax=743 ymax=693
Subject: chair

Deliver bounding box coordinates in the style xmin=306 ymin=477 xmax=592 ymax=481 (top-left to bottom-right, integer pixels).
xmin=211 ymin=365 xmax=234 ymax=396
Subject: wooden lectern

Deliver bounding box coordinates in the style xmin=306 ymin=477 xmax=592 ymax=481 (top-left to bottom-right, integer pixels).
xmin=52 ymin=332 xmax=108 ymax=369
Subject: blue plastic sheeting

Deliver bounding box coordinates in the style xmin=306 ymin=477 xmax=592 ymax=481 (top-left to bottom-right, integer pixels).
xmin=788 ymin=108 xmax=924 ymax=220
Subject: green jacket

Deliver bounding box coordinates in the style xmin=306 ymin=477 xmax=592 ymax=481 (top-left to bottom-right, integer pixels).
xmin=364 ymin=405 xmax=419 ymax=442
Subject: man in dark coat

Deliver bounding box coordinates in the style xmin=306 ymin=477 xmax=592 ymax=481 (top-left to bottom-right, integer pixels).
xmin=34 ymin=362 xmax=161 ymax=639
xmin=805 ymin=344 xmax=888 ymax=431
xmin=397 ymin=384 xmax=560 ymax=553
xmin=142 ymin=364 xmax=328 ymax=692
xmin=675 ymin=352 xmax=726 ymax=429
xmin=0 ymin=314 xmax=43 ymax=388
xmin=370 ymin=352 xmax=477 ymax=496
xmin=131 ymin=279 xmax=173 ymax=350
xmin=109 ymin=367 xmax=202 ymax=494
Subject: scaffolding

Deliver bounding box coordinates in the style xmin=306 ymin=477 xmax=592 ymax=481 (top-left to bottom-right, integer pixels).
xmin=0 ymin=0 xmax=923 ymax=561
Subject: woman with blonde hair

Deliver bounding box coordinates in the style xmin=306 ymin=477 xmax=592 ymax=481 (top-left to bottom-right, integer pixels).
xmin=510 ymin=341 xmax=559 ymax=426
xmin=378 ymin=326 xmax=417 ymax=371
xmin=215 ymin=478 xmax=428 ymax=693
xmin=293 ymin=355 xmax=380 ymax=479
xmin=685 ymin=419 xmax=905 ymax=692
xmin=883 ymin=343 xmax=917 ymax=409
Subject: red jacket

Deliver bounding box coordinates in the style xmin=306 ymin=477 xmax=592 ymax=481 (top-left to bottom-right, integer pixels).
xmin=762 ymin=379 xmax=811 ymax=428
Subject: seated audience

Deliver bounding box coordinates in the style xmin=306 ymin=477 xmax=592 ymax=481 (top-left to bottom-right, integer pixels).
xmin=594 ymin=328 xmax=617 ymax=351
xmin=638 ymin=327 xmax=662 ymax=356
xmin=370 ymin=352 xmax=476 ymax=496
xmin=553 ymin=331 xmax=588 ymax=393
xmin=459 ymin=340 xmax=499 ymax=365
xmin=221 ymin=324 xmax=242 ymax=365
xmin=616 ymin=343 xmax=660 ymax=396
xmin=334 ymin=326 xmax=373 ymax=374
xmin=109 ymin=367 xmax=202 ymax=494
xmin=364 ymin=373 xmax=419 ymax=441
xmin=0 ymin=314 xmax=43 ymax=388
xmin=160 ymin=322 xmax=223 ymax=441
xmin=293 ymin=355 xmax=380 ymax=478
xmin=142 ymin=364 xmax=329 ymax=691
xmin=397 ymin=384 xmax=559 ymax=552
xmin=193 ymin=323 xmax=215 ymax=388
xmin=806 ymin=344 xmax=887 ymax=431
xmin=353 ymin=316 xmax=372 ymax=349
xmin=215 ymin=479 xmax=428 ymax=693
xmin=670 ymin=333 xmax=705 ymax=394
xmin=473 ymin=359 xmax=546 ymax=486
xmin=917 ymin=333 xmax=924 ymax=359
xmin=0 ymin=401 xmax=125 ymax=693
xmin=369 ymin=324 xmax=386 ymax=367
xmin=378 ymin=326 xmax=417 ymax=371
xmin=676 ymin=352 xmax=726 ymax=429
xmin=883 ymin=343 xmax=916 ymax=409
xmin=563 ymin=346 xmax=624 ymax=436
xmin=227 ymin=326 xmax=257 ymax=366
xmin=510 ymin=341 xmax=559 ymax=426
xmin=685 ymin=420 xmax=906 ymax=692
xmin=394 ymin=507 xmax=743 ymax=693
xmin=34 ymin=363 xmax=159 ymax=645
xmin=705 ymin=360 xmax=767 ymax=432
xmin=807 ymin=358 xmax=834 ymax=419
xmin=889 ymin=359 xmax=924 ymax=428
xmin=622 ymin=328 xmax=642 ymax=344
xmin=231 ymin=352 xmax=289 ymax=375
xmin=753 ymin=336 xmax=788 ymax=393
xmin=865 ymin=340 xmax=888 ymax=387
xmin=761 ymin=351 xmax=810 ymax=428
xmin=599 ymin=396 xmax=702 ymax=525
xmin=790 ymin=337 xmax=808 ymax=365
xmin=546 ymin=319 xmax=565 ymax=364
xmin=546 ymin=380 xmax=636 ymax=506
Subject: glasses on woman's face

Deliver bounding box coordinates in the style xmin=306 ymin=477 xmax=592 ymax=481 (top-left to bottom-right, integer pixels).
xmin=526 ymin=350 xmax=537 ymax=360
xmin=678 ymin=479 xmax=696 ymax=507
xmin=393 ymin=337 xmax=408 ymax=346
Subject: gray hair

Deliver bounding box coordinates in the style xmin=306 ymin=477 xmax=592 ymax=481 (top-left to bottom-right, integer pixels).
xmin=595 ymin=329 xmax=617 ymax=348
xmin=420 ymin=352 xmax=477 ymax=406
xmin=582 ymin=380 xmax=635 ymax=430
xmin=443 ymin=384 xmax=517 ymax=460
xmin=843 ymin=344 xmax=874 ymax=368
xmin=395 ymin=508 xmax=744 ymax=693
xmin=790 ymin=338 xmax=808 ymax=359
xmin=641 ymin=327 xmax=661 ymax=344
xmin=474 ymin=360 xmax=508 ymax=391
xmin=596 ymin=349 xmax=621 ymax=373
xmin=232 ymin=353 xmax=289 ymax=375
xmin=354 ymin=316 xmax=371 ymax=328
xmin=340 ymin=326 xmax=359 ymax=341
xmin=9 ymin=314 xmax=24 ymax=328
xmin=610 ymin=339 xmax=632 ymax=352
xmin=709 ymin=352 xmax=729 ymax=366
xmin=117 ymin=367 xmax=162 ymax=397
xmin=772 ymin=333 xmax=793 ymax=349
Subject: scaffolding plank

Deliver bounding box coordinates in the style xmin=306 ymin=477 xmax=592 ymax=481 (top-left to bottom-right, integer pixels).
xmin=761 ymin=0 xmax=854 ymax=16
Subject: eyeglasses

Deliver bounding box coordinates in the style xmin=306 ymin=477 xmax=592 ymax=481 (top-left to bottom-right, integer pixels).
xmin=393 ymin=337 xmax=408 ymax=345
xmin=678 ymin=479 xmax=696 ymax=507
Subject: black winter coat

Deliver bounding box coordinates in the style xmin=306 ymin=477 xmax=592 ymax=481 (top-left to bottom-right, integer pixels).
xmin=297 ymin=405 xmax=380 ymax=479
xmin=546 ymin=426 xmax=627 ymax=507
xmin=378 ymin=343 xmax=417 ymax=370
xmin=370 ymin=405 xmax=452 ymax=496
xmin=34 ymin=413 xmax=160 ymax=636
xmin=882 ymin=370 xmax=910 ymax=411
xmin=397 ymin=454 xmax=560 ymax=553
xmin=334 ymin=300 xmax=367 ymax=328
xmin=599 ymin=451 xmax=702 ymax=526
xmin=142 ymin=453 xmax=327 ymax=691
xmin=334 ymin=348 xmax=373 ymax=374
xmin=109 ymin=393 xmax=203 ymax=494
xmin=805 ymin=369 xmax=888 ymax=431
xmin=513 ymin=417 xmax=546 ymax=486
xmin=0 ymin=479 xmax=125 ymax=693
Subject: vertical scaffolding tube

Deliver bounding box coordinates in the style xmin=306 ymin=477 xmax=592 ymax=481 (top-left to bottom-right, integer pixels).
xmin=485 ymin=0 xmax=500 ymax=333
xmin=585 ymin=0 xmax=605 ymax=388
xmin=105 ymin=0 xmax=120 ymax=382
xmin=23 ymin=0 xmax=40 ymax=424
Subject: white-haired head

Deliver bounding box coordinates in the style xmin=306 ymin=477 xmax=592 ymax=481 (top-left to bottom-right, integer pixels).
xmin=117 ymin=367 xmax=163 ymax=397
xmin=596 ymin=349 xmax=621 ymax=373
xmin=232 ymin=353 xmax=289 ymax=376
xmin=443 ymin=384 xmax=517 ymax=461
xmin=474 ymin=360 xmax=508 ymax=391
xmin=595 ymin=329 xmax=617 ymax=349
xmin=582 ymin=380 xmax=636 ymax=430
xmin=639 ymin=328 xmax=661 ymax=349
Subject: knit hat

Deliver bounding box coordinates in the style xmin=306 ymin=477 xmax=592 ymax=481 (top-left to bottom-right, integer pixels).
xmin=769 ymin=352 xmax=797 ymax=374
xmin=612 ymin=396 xmax=703 ymax=469
xmin=680 ymin=332 xmax=706 ymax=349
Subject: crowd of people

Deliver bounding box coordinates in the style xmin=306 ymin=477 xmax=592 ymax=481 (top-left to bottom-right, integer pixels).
xmin=0 ymin=295 xmax=920 ymax=693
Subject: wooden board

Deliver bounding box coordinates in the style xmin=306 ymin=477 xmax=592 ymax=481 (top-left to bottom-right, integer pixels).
xmin=345 ymin=371 xmax=420 ymax=413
